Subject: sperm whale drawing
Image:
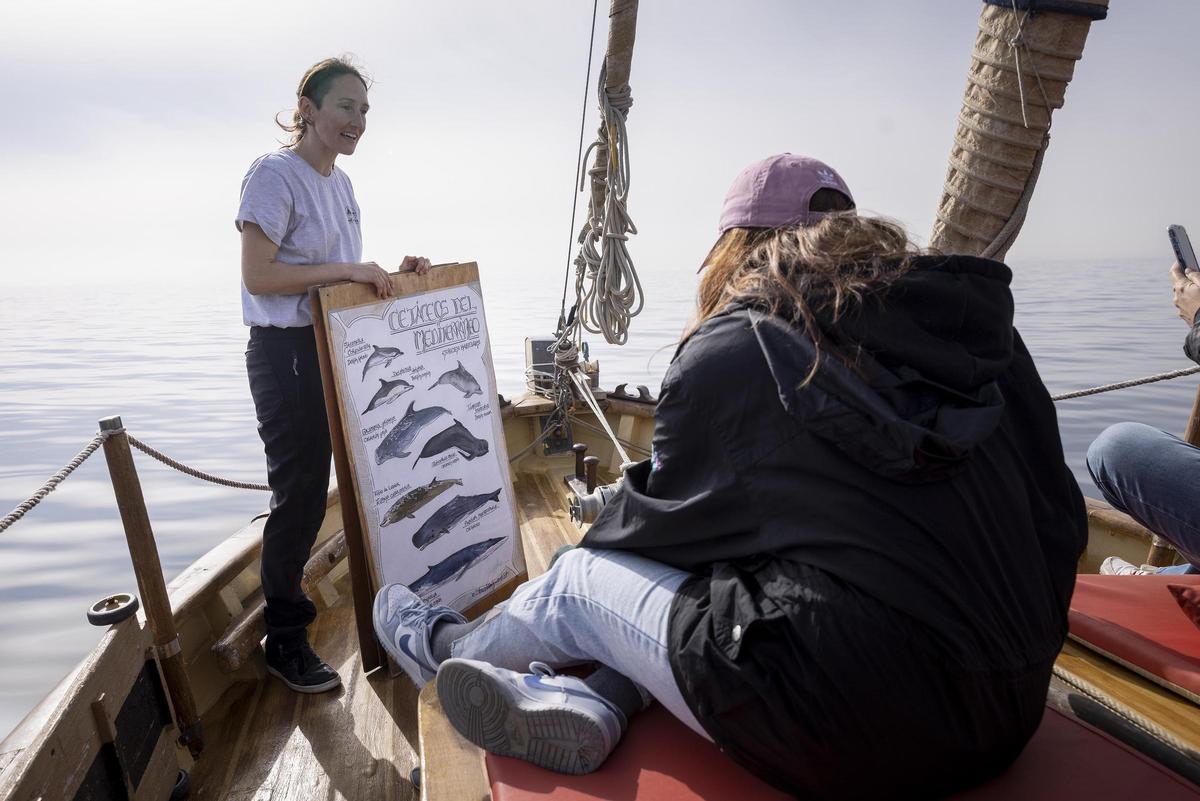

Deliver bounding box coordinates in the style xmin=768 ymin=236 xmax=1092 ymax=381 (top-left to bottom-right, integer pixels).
xmin=411 ymin=489 xmax=502 ymax=550
xmin=410 ymin=420 xmax=489 ymax=467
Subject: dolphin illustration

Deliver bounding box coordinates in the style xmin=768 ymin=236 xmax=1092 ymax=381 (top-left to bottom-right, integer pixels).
xmin=362 ymin=377 xmax=414 ymax=415
xmin=374 ymin=401 xmax=451 ymax=466
xmin=409 ymin=537 xmax=507 ymax=596
xmin=380 ymin=476 xmax=463 ymax=528
xmin=429 ymin=361 xmax=483 ymax=398
xmin=362 ymin=345 xmax=403 ymax=380
xmin=412 ymin=489 xmax=502 ymax=550
xmin=411 ymin=420 xmax=489 ymax=467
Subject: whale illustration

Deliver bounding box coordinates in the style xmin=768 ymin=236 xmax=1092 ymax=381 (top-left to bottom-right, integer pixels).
xmin=409 ymin=537 xmax=507 ymax=596
xmin=361 ymin=345 xmax=403 ymax=380
xmin=412 ymin=489 xmax=502 ymax=550
xmin=374 ymin=401 xmax=451 ymax=466
xmin=380 ymin=476 xmax=463 ymax=528
xmin=429 ymin=360 xmax=483 ymax=398
xmin=411 ymin=419 xmax=489 ymax=467
xmin=362 ymin=377 xmax=413 ymax=415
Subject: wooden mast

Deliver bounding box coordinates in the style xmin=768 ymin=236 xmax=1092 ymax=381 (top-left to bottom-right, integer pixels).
xmin=585 ymin=0 xmax=639 ymax=222
xmin=928 ymin=0 xmax=1109 ymax=260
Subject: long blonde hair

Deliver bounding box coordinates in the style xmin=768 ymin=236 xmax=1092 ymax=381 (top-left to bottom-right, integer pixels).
xmin=690 ymin=212 xmax=920 ymax=385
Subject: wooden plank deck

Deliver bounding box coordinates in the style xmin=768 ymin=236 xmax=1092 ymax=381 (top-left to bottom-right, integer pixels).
xmin=188 ymin=603 xmax=421 ymax=801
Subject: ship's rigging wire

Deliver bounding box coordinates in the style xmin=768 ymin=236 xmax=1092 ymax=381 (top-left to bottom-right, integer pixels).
xmin=558 ymin=0 xmax=602 ymax=334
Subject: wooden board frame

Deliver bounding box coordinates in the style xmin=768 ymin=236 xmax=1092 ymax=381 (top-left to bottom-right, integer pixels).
xmin=310 ymin=262 xmax=526 ymax=671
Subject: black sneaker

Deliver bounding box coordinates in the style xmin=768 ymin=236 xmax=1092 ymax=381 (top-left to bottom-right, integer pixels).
xmin=265 ymin=636 xmax=342 ymax=693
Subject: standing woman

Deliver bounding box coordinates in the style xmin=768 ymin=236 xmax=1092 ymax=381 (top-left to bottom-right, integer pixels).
xmin=237 ymin=57 xmax=431 ymax=692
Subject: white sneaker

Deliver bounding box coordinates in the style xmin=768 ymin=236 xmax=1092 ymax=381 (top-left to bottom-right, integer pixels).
xmin=372 ymin=582 xmax=465 ymax=688
xmin=436 ymin=658 xmax=627 ymax=775
xmin=1099 ymin=556 xmax=1156 ymax=576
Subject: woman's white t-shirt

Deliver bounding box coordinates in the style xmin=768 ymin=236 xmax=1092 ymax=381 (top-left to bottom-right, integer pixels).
xmin=236 ymin=148 xmax=363 ymax=328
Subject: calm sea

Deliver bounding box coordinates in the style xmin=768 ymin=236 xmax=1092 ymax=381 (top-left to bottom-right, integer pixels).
xmin=1 ymin=257 xmax=1194 ymax=739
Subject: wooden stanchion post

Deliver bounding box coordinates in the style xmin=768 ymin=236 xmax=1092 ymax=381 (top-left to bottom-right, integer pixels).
xmin=98 ymin=415 xmax=204 ymax=756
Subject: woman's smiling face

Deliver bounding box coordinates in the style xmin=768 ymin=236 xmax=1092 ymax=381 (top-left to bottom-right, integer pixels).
xmin=302 ymin=74 xmax=369 ymax=156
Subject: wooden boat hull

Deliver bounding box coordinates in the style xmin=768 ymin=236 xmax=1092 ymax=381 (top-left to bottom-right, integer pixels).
xmin=1 ymin=387 xmax=1191 ymax=800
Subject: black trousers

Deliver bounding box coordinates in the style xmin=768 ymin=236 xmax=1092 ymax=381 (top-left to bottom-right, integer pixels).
xmin=246 ymin=325 xmax=332 ymax=644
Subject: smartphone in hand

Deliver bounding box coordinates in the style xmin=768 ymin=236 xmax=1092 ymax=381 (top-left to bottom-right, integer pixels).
xmin=1169 ymin=225 xmax=1200 ymax=273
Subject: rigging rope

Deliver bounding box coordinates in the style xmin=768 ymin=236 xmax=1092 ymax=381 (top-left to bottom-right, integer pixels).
xmin=558 ymin=0 xmax=602 ymax=332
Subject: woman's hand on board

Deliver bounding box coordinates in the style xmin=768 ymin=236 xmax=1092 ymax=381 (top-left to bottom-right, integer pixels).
xmin=1171 ymin=262 xmax=1200 ymax=325
xmin=400 ymin=255 xmax=433 ymax=276
xmin=348 ymin=262 xmax=394 ymax=298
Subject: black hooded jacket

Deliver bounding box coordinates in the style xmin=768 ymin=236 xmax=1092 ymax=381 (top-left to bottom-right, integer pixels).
xmin=580 ymin=255 xmax=1087 ymax=797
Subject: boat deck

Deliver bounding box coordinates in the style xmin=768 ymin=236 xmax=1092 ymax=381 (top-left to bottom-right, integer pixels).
xmin=188 ymin=602 xmax=422 ymax=801
xmin=187 ymin=468 xmax=582 ymax=801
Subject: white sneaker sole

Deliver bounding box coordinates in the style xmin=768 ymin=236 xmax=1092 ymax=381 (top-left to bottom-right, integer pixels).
xmin=437 ymin=660 xmax=610 ymax=774
xmin=266 ymin=665 xmax=342 ymax=694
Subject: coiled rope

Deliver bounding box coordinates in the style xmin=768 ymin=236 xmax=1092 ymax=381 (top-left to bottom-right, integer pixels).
xmin=1 ymin=429 xmax=269 ymax=535
xmin=574 ymin=65 xmax=642 ymax=346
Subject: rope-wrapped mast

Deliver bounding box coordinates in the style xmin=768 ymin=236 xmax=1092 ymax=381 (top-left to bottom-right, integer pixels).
xmin=585 ymin=0 xmax=638 ymax=225
xmin=929 ymin=0 xmax=1108 ymax=259
xmin=569 ymin=0 xmax=642 ymax=347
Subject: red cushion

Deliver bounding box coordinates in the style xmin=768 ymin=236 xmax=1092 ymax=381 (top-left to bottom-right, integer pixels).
xmin=487 ymin=704 xmax=1200 ymax=801
xmin=1069 ymin=575 xmax=1200 ymax=702
xmin=488 ymin=704 xmax=791 ymax=801
xmin=1168 ymin=584 xmax=1200 ymax=632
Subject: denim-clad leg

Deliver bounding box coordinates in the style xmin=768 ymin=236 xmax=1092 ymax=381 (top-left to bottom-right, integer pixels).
xmin=1087 ymin=422 xmax=1200 ymax=571
xmin=449 ymin=547 xmax=712 ymax=740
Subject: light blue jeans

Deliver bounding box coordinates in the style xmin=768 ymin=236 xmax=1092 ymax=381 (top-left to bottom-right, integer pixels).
xmin=1087 ymin=422 xmax=1200 ymax=573
xmin=449 ymin=546 xmax=711 ymax=739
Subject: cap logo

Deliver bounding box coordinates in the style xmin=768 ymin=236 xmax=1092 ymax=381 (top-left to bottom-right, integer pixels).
xmin=816 ymin=168 xmax=838 ymax=186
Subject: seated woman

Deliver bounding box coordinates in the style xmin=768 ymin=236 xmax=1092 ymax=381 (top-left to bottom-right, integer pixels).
xmin=373 ymin=154 xmax=1086 ymax=799
xmin=1088 ymin=262 xmax=1200 ymax=576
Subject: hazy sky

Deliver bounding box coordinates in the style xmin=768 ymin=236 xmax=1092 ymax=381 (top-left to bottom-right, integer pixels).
xmin=3 ymin=1 xmax=1198 ymax=292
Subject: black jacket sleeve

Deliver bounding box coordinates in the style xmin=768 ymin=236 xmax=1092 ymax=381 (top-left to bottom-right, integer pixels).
xmin=578 ymin=335 xmax=754 ymax=571
xmin=1184 ymin=318 xmax=1200 ymax=365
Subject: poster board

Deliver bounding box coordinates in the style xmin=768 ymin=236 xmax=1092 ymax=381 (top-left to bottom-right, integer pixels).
xmin=311 ymin=263 xmax=525 ymax=670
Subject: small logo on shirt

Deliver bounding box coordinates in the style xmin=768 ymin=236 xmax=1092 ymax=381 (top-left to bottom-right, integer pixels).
xmin=346 ymin=206 xmax=360 ymax=225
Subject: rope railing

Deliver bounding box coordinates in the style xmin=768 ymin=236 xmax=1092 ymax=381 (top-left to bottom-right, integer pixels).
xmin=0 ymin=433 xmax=109 ymax=533
xmin=4 ymin=360 xmax=1200 ymax=535
xmin=1 ymin=428 xmax=269 ymax=535
xmin=1049 ymin=366 xmax=1200 ymax=402
xmin=126 ymin=435 xmax=270 ymax=492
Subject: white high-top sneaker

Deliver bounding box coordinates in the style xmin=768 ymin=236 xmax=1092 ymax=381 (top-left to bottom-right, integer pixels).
xmin=437 ymin=658 xmax=628 ymax=775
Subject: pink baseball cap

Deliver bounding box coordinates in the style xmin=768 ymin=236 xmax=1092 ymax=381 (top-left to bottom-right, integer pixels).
xmin=717 ymin=153 xmax=855 ymax=233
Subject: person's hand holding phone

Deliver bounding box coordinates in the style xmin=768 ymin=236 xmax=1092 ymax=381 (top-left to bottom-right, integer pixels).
xmin=1171 ymin=262 xmax=1200 ymax=324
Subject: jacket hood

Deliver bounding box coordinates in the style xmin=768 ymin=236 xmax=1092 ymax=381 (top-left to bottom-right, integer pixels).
xmin=751 ymin=255 xmax=1014 ymax=482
